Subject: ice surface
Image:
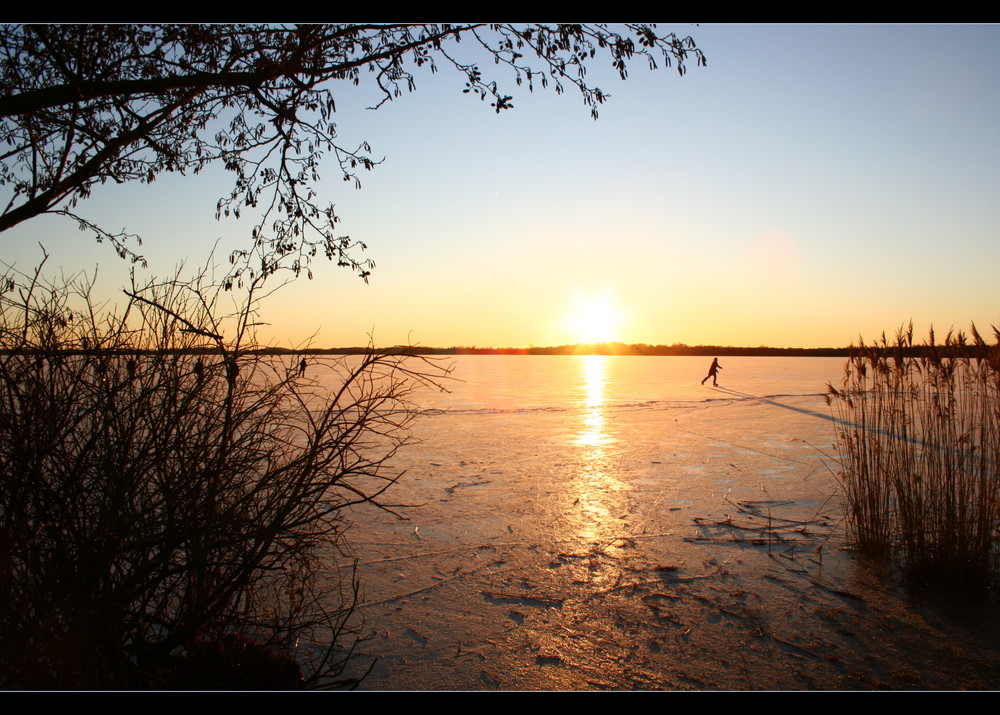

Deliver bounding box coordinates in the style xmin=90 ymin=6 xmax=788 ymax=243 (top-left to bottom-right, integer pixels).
xmin=314 ymin=356 xmax=1000 ymax=690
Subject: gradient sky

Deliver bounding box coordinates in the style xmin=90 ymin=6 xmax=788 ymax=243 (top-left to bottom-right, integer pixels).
xmin=4 ymin=24 xmax=1000 ymax=349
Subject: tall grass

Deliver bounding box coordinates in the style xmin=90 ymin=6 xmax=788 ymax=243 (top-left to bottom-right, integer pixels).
xmin=0 ymin=258 xmax=446 ymax=688
xmin=826 ymin=324 xmax=1000 ymax=590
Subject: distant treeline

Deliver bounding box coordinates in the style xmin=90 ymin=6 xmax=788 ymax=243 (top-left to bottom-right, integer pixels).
xmin=252 ymin=343 xmax=866 ymax=357
xmin=7 ymin=342 xmax=988 ymax=359
xmin=410 ymin=343 xmax=854 ymax=356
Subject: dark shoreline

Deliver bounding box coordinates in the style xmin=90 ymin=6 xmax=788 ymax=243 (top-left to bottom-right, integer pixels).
xmin=5 ymin=342 xmax=980 ymax=358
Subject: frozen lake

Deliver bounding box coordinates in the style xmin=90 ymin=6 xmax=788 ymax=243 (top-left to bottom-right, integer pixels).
xmin=408 ymin=354 xmax=845 ymax=411
xmin=310 ymin=355 xmax=1000 ymax=690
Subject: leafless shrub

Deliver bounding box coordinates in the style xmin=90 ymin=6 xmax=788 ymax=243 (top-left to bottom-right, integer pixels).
xmin=0 ymin=255 xmax=446 ymax=688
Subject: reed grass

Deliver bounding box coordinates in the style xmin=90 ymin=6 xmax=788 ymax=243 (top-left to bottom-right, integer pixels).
xmin=826 ymin=324 xmax=1000 ymax=590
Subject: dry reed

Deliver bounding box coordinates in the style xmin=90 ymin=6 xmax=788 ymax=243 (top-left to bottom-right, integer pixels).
xmin=826 ymin=324 xmax=1000 ymax=590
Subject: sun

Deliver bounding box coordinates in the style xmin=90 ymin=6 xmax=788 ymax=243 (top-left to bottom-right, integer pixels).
xmin=566 ymin=292 xmax=624 ymax=344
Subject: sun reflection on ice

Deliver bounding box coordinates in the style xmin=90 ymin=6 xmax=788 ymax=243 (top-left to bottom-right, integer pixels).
xmin=576 ymin=354 xmax=609 ymax=449
xmin=570 ymin=355 xmax=624 ymax=545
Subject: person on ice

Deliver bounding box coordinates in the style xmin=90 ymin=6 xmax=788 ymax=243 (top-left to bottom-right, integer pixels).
xmin=701 ymin=357 xmax=722 ymax=387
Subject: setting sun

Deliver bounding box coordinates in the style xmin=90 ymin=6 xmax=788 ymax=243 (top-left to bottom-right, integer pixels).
xmin=566 ymin=292 xmax=625 ymax=344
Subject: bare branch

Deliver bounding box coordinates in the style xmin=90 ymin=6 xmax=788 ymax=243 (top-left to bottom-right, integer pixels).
xmin=0 ymin=24 xmax=704 ymax=285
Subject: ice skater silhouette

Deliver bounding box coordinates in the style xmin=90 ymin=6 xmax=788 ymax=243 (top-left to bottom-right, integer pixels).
xmin=701 ymin=357 xmax=722 ymax=387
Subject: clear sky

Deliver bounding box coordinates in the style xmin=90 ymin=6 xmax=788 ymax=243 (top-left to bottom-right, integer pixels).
xmin=4 ymin=24 xmax=1000 ymax=349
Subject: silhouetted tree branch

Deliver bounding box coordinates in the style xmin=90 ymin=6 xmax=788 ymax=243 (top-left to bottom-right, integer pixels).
xmin=0 ymin=24 xmax=705 ymax=282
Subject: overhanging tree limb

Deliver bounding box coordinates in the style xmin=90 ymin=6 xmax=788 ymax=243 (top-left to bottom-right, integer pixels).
xmin=0 ymin=23 xmax=704 ymax=284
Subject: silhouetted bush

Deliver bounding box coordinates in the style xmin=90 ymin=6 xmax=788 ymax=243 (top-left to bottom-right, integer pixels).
xmin=0 ymin=259 xmax=443 ymax=688
xmin=827 ymin=325 xmax=1000 ymax=590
